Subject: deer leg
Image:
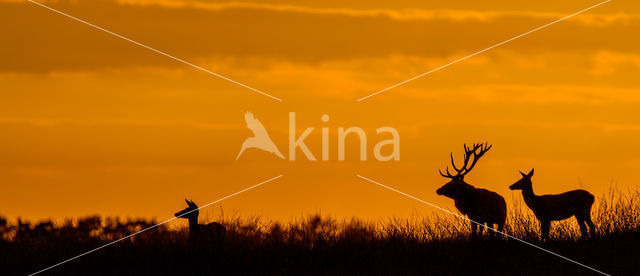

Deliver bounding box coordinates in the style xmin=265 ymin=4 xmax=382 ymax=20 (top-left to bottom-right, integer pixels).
xmin=478 ymin=223 xmax=485 ymax=237
xmin=585 ymin=216 xmax=596 ymax=238
xmin=471 ymin=222 xmax=477 ymax=238
xmin=576 ymin=216 xmax=588 ymax=239
xmin=578 ymin=211 xmax=596 ymax=238
xmin=540 ymin=220 xmax=550 ymax=241
xmin=485 ymin=223 xmax=492 ymax=237
xmin=487 ymin=223 xmax=497 ymax=238
xmin=497 ymin=223 xmax=505 ymax=239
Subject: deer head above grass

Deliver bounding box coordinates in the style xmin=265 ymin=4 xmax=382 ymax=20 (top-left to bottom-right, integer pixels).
xmin=174 ymin=199 xmax=226 ymax=243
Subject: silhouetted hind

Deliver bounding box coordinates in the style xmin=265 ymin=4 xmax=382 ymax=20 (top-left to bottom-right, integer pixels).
xmin=510 ymin=169 xmax=596 ymax=240
xmin=175 ymin=199 xmax=226 ymax=243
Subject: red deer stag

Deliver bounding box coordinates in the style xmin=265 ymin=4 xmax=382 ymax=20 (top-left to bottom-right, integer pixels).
xmin=437 ymin=143 xmax=507 ymax=238
xmin=510 ymin=169 xmax=595 ymax=240
xmin=175 ymin=199 xmax=226 ymax=243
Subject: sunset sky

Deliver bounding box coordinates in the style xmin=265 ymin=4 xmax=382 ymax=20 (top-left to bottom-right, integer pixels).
xmin=2 ymin=0 xmax=639 ymax=224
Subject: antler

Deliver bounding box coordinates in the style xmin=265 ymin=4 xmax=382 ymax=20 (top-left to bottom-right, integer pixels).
xmin=460 ymin=142 xmax=492 ymax=176
xmin=439 ymin=143 xmax=492 ymax=179
xmin=439 ymin=167 xmax=455 ymax=178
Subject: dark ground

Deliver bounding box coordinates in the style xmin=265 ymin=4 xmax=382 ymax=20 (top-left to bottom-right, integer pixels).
xmin=1 ymin=214 xmax=637 ymax=275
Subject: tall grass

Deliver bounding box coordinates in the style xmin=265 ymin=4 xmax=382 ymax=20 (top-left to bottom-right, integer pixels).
xmin=1 ymin=186 xmax=639 ymax=275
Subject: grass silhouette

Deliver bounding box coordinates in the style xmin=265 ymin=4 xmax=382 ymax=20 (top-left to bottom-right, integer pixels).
xmin=1 ymin=186 xmax=638 ymax=275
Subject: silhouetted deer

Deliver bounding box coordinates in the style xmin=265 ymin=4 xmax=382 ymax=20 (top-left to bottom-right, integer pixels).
xmin=437 ymin=143 xmax=507 ymax=238
xmin=175 ymin=199 xmax=226 ymax=243
xmin=510 ymin=169 xmax=595 ymax=240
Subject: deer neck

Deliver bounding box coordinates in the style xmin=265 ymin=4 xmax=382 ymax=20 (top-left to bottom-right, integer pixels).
xmin=459 ymin=183 xmax=475 ymax=196
xmin=521 ymin=184 xmax=538 ymax=210
xmin=187 ymin=216 xmax=199 ymax=233
xmin=452 ymin=183 xmax=476 ymax=213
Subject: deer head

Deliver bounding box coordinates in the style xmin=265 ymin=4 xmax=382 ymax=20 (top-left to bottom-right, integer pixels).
xmin=175 ymin=199 xmax=199 ymax=220
xmin=509 ymin=168 xmax=534 ymax=190
xmin=437 ymin=143 xmax=492 ymax=197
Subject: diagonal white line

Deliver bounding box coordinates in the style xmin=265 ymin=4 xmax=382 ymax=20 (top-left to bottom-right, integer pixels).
xmin=357 ymin=0 xmax=612 ymax=102
xmin=356 ymin=174 xmax=610 ymax=276
xmin=29 ymin=174 xmax=283 ymax=276
xmin=26 ymin=0 xmax=283 ymax=102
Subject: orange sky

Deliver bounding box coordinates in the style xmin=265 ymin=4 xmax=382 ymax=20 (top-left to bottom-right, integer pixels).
xmin=2 ymin=0 xmax=640 ymax=223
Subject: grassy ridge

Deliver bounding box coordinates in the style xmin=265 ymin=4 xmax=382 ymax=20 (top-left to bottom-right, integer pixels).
xmin=1 ymin=187 xmax=639 ymax=275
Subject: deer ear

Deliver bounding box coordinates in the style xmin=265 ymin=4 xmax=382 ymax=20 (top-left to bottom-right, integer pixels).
xmin=528 ymin=168 xmax=534 ymax=177
xmin=520 ymin=171 xmax=526 ymax=177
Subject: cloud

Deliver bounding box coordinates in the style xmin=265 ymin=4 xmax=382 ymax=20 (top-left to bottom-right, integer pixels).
xmin=3 ymin=0 xmax=639 ymax=72
xmin=590 ymin=51 xmax=640 ymax=76
xmin=412 ymin=84 xmax=640 ymax=105
xmin=0 ymin=117 xmax=241 ymax=130
xmin=116 ymin=0 xmax=639 ymax=26
xmin=3 ymin=50 xmax=640 ymax=105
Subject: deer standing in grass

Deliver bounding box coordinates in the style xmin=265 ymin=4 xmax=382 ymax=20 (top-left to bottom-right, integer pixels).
xmin=175 ymin=199 xmax=226 ymax=242
xmin=437 ymin=143 xmax=507 ymax=238
xmin=510 ymin=169 xmax=595 ymax=240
